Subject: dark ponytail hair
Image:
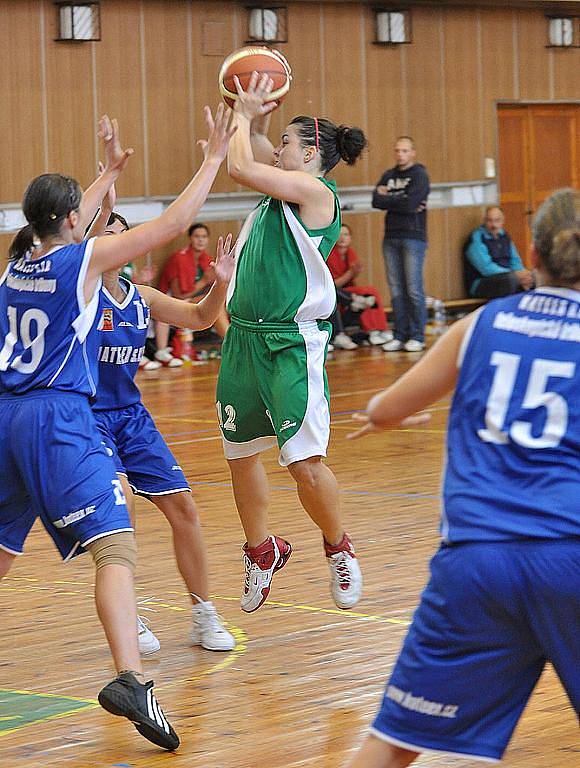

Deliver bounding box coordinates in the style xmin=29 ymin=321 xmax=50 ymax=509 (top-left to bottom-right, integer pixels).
xmin=533 ymin=189 xmax=579 ymax=286
xmin=107 ymin=211 xmax=130 ymax=231
xmin=290 ymin=116 xmax=367 ymax=174
xmin=9 ymin=225 xmax=36 ymax=261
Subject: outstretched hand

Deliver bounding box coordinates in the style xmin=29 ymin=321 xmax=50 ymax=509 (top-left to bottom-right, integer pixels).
xmin=98 ymin=115 xmax=134 ymax=175
xmin=347 ymin=411 xmax=431 ymax=440
xmin=210 ymin=234 xmax=235 ymax=286
xmin=198 ymin=104 xmax=238 ymax=162
xmin=233 ymin=72 xmax=278 ymax=122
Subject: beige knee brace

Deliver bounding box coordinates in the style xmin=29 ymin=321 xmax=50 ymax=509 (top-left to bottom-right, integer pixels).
xmin=87 ymin=531 xmax=137 ymax=573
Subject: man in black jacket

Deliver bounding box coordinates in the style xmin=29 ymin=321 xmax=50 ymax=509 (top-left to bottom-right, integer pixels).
xmin=372 ymin=137 xmax=430 ymax=352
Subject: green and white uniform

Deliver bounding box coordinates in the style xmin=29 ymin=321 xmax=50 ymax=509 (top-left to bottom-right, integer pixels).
xmin=216 ymin=178 xmax=340 ymax=466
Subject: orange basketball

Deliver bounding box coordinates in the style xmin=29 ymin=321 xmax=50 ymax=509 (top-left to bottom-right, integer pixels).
xmin=218 ymin=47 xmax=292 ymax=109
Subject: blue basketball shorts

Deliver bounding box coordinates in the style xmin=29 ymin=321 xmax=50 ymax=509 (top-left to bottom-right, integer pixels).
xmin=0 ymin=391 xmax=131 ymax=561
xmin=93 ymin=402 xmax=190 ymax=497
xmin=371 ymin=540 xmax=580 ymax=763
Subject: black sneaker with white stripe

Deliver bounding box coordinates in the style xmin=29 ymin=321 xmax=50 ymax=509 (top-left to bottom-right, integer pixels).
xmin=98 ymin=672 xmax=180 ymax=751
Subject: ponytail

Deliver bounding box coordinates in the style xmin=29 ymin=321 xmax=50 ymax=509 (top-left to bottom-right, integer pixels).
xmin=9 ymin=224 xmax=35 ymax=261
xmin=290 ymin=116 xmax=367 ymax=174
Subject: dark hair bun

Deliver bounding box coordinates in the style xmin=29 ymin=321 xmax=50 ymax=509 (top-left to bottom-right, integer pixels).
xmin=336 ymin=125 xmax=367 ymax=166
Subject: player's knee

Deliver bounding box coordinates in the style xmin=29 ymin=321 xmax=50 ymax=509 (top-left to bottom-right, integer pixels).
xmin=160 ymin=493 xmax=200 ymax=530
xmin=288 ymin=457 xmax=322 ymax=488
xmin=87 ymin=531 xmax=137 ymax=574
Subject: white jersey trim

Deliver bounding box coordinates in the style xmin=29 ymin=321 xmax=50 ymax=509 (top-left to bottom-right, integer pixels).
xmin=0 ymin=541 xmax=24 ymax=556
xmin=74 ymin=238 xmax=101 ymax=344
xmin=368 ymin=728 xmax=500 ymax=764
xmin=278 ymin=323 xmax=331 ymax=467
xmin=456 ymin=306 xmax=484 ymax=369
xmin=531 ymin=286 xmax=580 ymax=302
xmin=102 ymin=277 xmax=135 ymax=310
xmin=281 ymin=201 xmax=336 ymax=324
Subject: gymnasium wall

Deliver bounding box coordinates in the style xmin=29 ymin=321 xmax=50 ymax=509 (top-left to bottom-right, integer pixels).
xmin=1 ymin=1 xmax=578 ymax=300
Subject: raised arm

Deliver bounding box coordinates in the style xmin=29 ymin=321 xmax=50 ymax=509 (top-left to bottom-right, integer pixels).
xmin=85 ymin=164 xmax=115 ymax=239
xmin=84 ymin=105 xmax=236 ymax=302
xmin=138 ymin=235 xmax=234 ymax=331
xmin=250 ymin=112 xmax=275 ymax=165
xmin=79 ymin=117 xmax=134 ymax=233
xmin=227 ymin=73 xmax=331 ymax=207
xmin=348 ymin=314 xmax=477 ymax=439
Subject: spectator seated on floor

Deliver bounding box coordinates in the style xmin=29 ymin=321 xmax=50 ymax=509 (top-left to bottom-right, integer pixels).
xmin=156 ymin=222 xmax=229 ymax=364
xmin=327 ymin=225 xmax=392 ymax=346
xmin=464 ymin=206 xmax=534 ymax=298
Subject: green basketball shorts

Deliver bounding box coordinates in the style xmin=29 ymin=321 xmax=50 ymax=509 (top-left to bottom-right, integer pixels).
xmin=216 ymin=317 xmax=332 ymax=467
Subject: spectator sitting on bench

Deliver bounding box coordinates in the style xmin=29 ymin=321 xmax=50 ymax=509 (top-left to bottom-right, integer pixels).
xmin=464 ymin=206 xmax=534 ymax=298
xmin=327 ymin=225 xmax=392 ymax=346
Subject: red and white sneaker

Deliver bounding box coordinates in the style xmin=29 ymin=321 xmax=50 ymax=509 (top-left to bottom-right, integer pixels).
xmin=324 ymin=533 xmax=362 ymax=610
xmin=241 ymin=535 xmax=292 ymax=612
xmin=154 ymin=347 xmax=184 ymax=368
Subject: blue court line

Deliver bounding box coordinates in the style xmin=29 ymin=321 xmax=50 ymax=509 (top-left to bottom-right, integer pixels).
xmin=187 ymin=479 xmax=439 ymax=500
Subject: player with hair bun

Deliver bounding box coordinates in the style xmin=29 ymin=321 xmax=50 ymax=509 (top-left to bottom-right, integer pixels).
xmin=216 ymin=70 xmax=372 ymax=615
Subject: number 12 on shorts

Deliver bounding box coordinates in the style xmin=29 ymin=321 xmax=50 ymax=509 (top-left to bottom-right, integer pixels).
xmin=478 ymin=351 xmax=575 ymax=448
xmin=216 ymin=401 xmax=237 ymax=432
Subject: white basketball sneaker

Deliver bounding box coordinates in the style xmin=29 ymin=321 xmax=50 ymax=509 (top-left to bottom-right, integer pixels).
xmin=137 ymin=615 xmax=161 ymax=655
xmin=190 ymin=600 xmax=235 ymax=651
xmin=324 ymin=533 xmax=363 ymax=610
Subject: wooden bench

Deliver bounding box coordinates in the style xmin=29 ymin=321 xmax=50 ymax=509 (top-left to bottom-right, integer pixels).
xmin=384 ymin=297 xmax=486 ymax=317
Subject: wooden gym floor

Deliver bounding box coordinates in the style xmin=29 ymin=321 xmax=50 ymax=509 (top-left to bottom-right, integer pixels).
xmin=0 ymin=345 xmax=577 ymax=767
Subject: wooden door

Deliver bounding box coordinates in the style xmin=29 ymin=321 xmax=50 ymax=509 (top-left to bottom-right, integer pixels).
xmin=497 ymin=103 xmax=580 ymax=265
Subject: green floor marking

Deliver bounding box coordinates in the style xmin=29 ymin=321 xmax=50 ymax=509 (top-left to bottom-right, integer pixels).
xmin=0 ymin=689 xmax=97 ymax=736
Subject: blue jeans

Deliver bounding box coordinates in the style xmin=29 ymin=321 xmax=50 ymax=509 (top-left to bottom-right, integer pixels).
xmin=382 ymin=238 xmax=427 ymax=343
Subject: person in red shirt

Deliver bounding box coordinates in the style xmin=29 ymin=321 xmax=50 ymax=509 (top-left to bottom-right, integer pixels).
xmin=156 ymin=223 xmax=230 ymax=361
xmin=327 ymin=225 xmax=392 ymax=346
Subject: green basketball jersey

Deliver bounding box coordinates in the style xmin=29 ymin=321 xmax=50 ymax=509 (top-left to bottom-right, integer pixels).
xmin=227 ymin=178 xmax=341 ymax=325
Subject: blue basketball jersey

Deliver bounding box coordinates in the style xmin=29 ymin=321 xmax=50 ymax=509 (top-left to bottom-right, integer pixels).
xmin=92 ymin=278 xmax=150 ymax=411
xmin=443 ymin=287 xmax=580 ymax=543
xmin=0 ymin=239 xmax=100 ymax=396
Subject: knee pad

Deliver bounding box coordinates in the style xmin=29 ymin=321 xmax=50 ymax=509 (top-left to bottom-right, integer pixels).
xmin=87 ymin=531 xmax=137 ymax=573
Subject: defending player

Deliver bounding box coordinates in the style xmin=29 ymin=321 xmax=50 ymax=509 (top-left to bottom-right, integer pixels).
xmin=218 ymin=72 xmax=368 ymax=613
xmin=346 ymin=188 xmax=579 ymax=766
xmin=93 ymin=208 xmax=235 ymax=654
xmin=0 ymin=106 xmax=236 ymax=750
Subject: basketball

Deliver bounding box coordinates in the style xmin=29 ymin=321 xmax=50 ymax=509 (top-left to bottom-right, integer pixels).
xmin=218 ymin=47 xmax=292 ymax=109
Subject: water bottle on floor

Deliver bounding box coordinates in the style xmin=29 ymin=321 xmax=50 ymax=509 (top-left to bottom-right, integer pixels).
xmin=432 ymin=299 xmax=447 ymax=334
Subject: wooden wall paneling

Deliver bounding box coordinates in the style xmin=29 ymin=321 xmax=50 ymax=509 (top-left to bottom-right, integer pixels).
xmin=94 ymin=0 xmax=146 ymax=197
xmin=274 ymin=4 xmax=324 ymax=140
xmin=0 ymin=1 xmax=45 ymax=202
xmin=405 ymin=8 xmax=447 ymax=183
xmin=441 ymin=9 xmax=482 ymax=181
xmin=319 ymin=3 xmax=367 ymax=188
xmin=479 ymin=9 xmax=517 ymax=160
xmin=190 ymin=2 xmax=239 ymax=195
xmin=364 ymin=8 xmax=406 ymax=184
xmin=142 ymin=0 xmax=194 ymax=196
xmin=516 ymin=11 xmax=551 ymax=101
xmin=0 ymin=233 xmax=14 ymax=261
xmin=44 ymin=1 xmax=96 ymax=186
xmin=552 ymin=49 xmax=580 ymax=100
